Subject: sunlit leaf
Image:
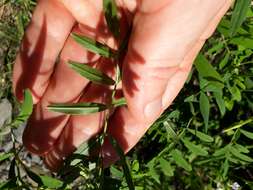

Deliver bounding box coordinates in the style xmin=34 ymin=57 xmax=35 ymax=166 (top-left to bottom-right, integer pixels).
xmin=182 ymin=139 xmax=208 ymax=156
xmin=219 ymin=53 xmax=230 ymax=70
xmin=0 ymin=153 xmax=13 ymax=162
xmin=222 ymin=159 xmax=229 ymax=179
xmin=171 ymin=149 xmax=192 ymax=172
xmin=71 ymin=33 xmax=117 ymax=58
xmin=230 ymin=37 xmax=253 ymax=49
xmin=112 ymin=97 xmax=127 ymax=108
xmin=187 ymin=129 xmax=214 ymax=142
xmin=240 ymin=129 xmax=253 ymax=139
xmin=229 ymin=146 xmax=253 ymax=162
xmin=229 ymin=0 xmax=251 ymax=36
xmin=69 ymin=61 xmax=115 ymax=85
xmin=234 ymin=144 xmax=249 ymax=154
xmin=14 ymin=89 xmax=33 ymax=124
xmin=159 ymin=158 xmax=174 ymax=177
xmin=213 ymin=145 xmax=230 ymax=157
xmin=164 ymin=121 xmax=177 ymax=141
xmin=48 ymin=102 xmax=108 ymax=115
xmin=40 ymin=175 xmax=64 ymax=189
xmin=103 ymin=0 xmax=120 ymax=38
xmin=194 ymin=54 xmax=223 ymax=83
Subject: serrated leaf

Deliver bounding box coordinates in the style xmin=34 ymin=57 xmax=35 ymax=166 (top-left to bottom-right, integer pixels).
xmin=182 ymin=139 xmax=208 ymax=156
xmin=194 ymin=54 xmax=223 ymax=83
xmin=103 ymin=0 xmax=120 ymax=38
xmin=199 ymin=92 xmax=210 ymax=132
xmin=240 ymin=129 xmax=253 ymax=139
xmin=48 ymin=102 xmax=108 ymax=115
xmin=69 ymin=61 xmax=115 ymax=85
xmin=213 ymin=90 xmax=226 ymax=116
xmin=71 ymin=33 xmax=117 ymax=58
xmin=187 ymin=129 xmax=214 ymax=142
xmin=159 ymin=158 xmax=174 ymax=177
xmin=0 ymin=153 xmax=13 ymax=162
xmin=108 ymin=135 xmax=135 ymax=190
xmin=40 ymin=175 xmax=64 ymax=189
xmin=230 ymin=146 xmax=253 ymax=162
xmin=171 ymin=149 xmax=192 ymax=172
xmin=229 ymin=0 xmax=251 ymax=36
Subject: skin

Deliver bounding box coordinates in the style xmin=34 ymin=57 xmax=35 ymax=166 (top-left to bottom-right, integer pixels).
xmin=12 ymin=0 xmax=232 ymax=171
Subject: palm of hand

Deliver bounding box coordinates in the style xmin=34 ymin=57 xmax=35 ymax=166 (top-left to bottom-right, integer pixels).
xmin=12 ymin=0 xmax=231 ymax=170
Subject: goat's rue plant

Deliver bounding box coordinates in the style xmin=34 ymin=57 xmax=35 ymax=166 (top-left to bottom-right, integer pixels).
xmin=1 ymin=0 xmax=253 ymax=189
xmin=47 ymin=0 xmax=134 ymax=188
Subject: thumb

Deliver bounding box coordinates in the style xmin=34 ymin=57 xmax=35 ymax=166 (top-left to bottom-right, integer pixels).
xmin=122 ymin=0 xmax=231 ymax=124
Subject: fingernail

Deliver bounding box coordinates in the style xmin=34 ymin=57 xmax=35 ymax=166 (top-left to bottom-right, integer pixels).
xmin=144 ymin=99 xmax=162 ymax=122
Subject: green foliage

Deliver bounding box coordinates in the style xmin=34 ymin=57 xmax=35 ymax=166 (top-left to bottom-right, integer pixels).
xmin=0 ymin=0 xmax=252 ymax=190
xmin=71 ymin=33 xmax=117 ymax=58
xmin=103 ymin=0 xmax=120 ymax=38
xmin=229 ymin=0 xmax=252 ymax=36
xmin=68 ymin=61 xmax=115 ymax=86
xmin=47 ymin=102 xmax=108 ymax=115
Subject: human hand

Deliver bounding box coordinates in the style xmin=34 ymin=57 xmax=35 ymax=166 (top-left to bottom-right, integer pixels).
xmin=12 ymin=0 xmax=231 ymax=171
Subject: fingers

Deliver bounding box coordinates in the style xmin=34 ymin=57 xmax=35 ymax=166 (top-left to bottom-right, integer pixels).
xmin=102 ymin=0 xmax=232 ymax=165
xmin=22 ymin=25 xmax=100 ymax=155
xmin=123 ymin=0 xmax=232 ymax=124
xmin=44 ymin=84 xmax=113 ymax=171
xmin=13 ymin=0 xmax=75 ymax=103
xmin=22 ymin=0 xmax=131 ymax=156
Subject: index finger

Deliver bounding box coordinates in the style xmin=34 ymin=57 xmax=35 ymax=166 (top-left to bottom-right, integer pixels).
xmin=12 ymin=0 xmax=75 ymax=103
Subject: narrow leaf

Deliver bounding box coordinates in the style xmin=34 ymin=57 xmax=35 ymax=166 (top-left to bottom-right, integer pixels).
xmin=194 ymin=54 xmax=223 ymax=83
xmin=229 ymin=0 xmax=251 ymax=36
xmin=199 ymin=92 xmax=210 ymax=132
xmin=187 ymin=129 xmax=214 ymax=142
xmin=14 ymin=89 xmax=33 ymax=123
xmin=219 ymin=53 xmax=230 ymax=70
xmin=159 ymin=158 xmax=174 ymax=177
xmin=230 ymin=146 xmax=253 ymax=162
xmin=182 ymin=139 xmax=208 ymax=156
xmin=164 ymin=121 xmax=177 ymax=141
xmin=71 ymin=33 xmax=117 ymax=58
xmin=171 ymin=149 xmax=192 ymax=172
xmin=69 ymin=61 xmax=115 ymax=85
xmin=240 ymin=129 xmax=253 ymax=139
xmin=213 ymin=90 xmax=226 ymax=116
xmin=213 ymin=145 xmax=229 ymax=157
xmin=112 ymin=97 xmax=127 ymax=108
xmin=108 ymin=135 xmax=135 ymax=190
xmin=48 ymin=102 xmax=108 ymax=115
xmin=103 ymin=0 xmax=120 ymax=38
xmin=40 ymin=175 xmax=64 ymax=189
